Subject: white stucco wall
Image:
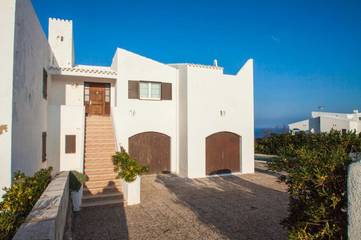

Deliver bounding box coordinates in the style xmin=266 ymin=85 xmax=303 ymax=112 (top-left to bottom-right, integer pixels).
xmin=59 ymin=106 xmax=85 ymax=172
xmin=47 ymin=105 xmax=85 ymax=173
xmin=176 ymin=66 xmax=188 ymax=177
xmin=10 ymin=0 xmax=50 ymax=178
xmin=0 ymin=0 xmax=16 ymax=198
xmin=173 ymin=60 xmax=254 ymax=178
xmin=111 ymin=48 xmax=179 ymax=173
xmin=320 ymin=116 xmax=351 ymax=133
xmin=47 ymin=105 xmax=61 ymax=173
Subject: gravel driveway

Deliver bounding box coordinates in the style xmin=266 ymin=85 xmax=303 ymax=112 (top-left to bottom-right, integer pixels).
xmin=73 ymin=169 xmax=288 ymax=240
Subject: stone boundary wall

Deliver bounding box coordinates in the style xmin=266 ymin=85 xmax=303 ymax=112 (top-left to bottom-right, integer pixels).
xmin=348 ymin=154 xmax=361 ymax=240
xmin=13 ymin=171 xmax=70 ymax=240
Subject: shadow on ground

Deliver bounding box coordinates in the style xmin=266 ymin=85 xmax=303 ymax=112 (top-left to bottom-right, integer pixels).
xmin=155 ymin=174 xmax=288 ymax=240
xmin=72 ymin=181 xmax=128 ymax=240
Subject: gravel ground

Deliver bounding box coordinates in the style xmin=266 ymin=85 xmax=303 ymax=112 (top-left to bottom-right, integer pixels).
xmin=73 ymin=170 xmax=288 ymax=240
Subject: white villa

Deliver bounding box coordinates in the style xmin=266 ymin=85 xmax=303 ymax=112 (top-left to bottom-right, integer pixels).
xmin=0 ymin=0 xmax=254 ymax=206
xmin=289 ymin=110 xmax=361 ymax=134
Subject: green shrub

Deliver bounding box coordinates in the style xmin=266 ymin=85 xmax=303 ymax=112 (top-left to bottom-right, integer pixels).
xmin=267 ymin=131 xmax=361 ymax=239
xmin=0 ymin=167 xmax=52 ymax=240
xmin=112 ymin=147 xmax=149 ymax=182
xmin=69 ymin=171 xmax=88 ymax=192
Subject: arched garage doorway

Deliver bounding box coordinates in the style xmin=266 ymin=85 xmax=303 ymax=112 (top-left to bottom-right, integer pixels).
xmin=206 ymin=132 xmax=241 ymax=175
xmin=129 ymin=132 xmax=171 ymax=174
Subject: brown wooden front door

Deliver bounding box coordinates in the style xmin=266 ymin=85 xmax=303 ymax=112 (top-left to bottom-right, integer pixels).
xmin=206 ymin=132 xmax=241 ymax=175
xmin=129 ymin=132 xmax=171 ymax=174
xmin=84 ymin=83 xmax=110 ymax=116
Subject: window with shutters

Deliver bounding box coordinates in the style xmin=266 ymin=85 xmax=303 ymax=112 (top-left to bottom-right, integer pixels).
xmin=128 ymin=81 xmax=172 ymax=101
xmin=139 ymin=82 xmax=161 ymax=100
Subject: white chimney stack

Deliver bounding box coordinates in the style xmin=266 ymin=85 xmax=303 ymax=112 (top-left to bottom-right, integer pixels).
xmin=213 ymin=59 xmax=218 ymax=67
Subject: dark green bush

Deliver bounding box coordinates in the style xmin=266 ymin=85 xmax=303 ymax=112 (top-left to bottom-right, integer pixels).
xmin=266 ymin=131 xmax=361 ymax=239
xmin=112 ymin=147 xmax=149 ymax=182
xmin=69 ymin=171 xmax=88 ymax=192
xmin=0 ymin=167 xmax=52 ymax=240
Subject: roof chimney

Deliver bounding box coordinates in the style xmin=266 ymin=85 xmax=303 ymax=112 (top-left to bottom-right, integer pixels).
xmin=213 ymin=59 xmax=218 ymax=67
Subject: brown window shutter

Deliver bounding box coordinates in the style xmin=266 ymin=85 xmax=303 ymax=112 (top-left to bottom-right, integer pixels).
xmin=128 ymin=81 xmax=139 ymax=99
xmin=65 ymin=135 xmax=76 ymax=154
xmin=161 ymin=82 xmax=172 ymax=100
xmin=42 ymin=132 xmax=47 ymax=162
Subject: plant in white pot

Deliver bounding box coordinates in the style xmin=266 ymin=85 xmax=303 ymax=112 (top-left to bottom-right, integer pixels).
xmin=69 ymin=171 xmax=88 ymax=211
xmin=112 ymin=147 xmax=148 ymax=205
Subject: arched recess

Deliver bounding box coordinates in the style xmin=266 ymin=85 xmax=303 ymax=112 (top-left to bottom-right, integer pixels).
xmin=129 ymin=132 xmax=171 ymax=174
xmin=206 ymin=131 xmax=241 ymax=175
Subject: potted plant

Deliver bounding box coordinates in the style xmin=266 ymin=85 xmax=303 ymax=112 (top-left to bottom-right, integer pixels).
xmin=112 ymin=147 xmax=148 ymax=205
xmin=69 ymin=171 xmax=88 ymax=211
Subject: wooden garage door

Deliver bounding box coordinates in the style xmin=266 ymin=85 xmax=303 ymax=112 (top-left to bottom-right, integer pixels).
xmin=206 ymin=132 xmax=241 ymax=175
xmin=129 ymin=132 xmax=171 ymax=174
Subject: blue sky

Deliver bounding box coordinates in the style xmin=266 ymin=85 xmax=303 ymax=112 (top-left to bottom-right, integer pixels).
xmin=32 ymin=0 xmax=361 ymax=128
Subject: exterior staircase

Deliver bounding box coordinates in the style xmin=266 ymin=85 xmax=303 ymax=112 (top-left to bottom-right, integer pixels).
xmin=82 ymin=116 xmax=123 ymax=207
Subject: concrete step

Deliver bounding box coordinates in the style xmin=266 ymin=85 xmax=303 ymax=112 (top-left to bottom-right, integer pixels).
xmin=85 ymin=137 xmax=115 ymax=146
xmin=86 ymin=117 xmax=112 ymax=122
xmin=85 ymin=132 xmax=114 ymax=137
xmin=85 ymin=145 xmax=115 ymax=150
xmin=87 ymin=173 xmax=118 ymax=181
xmin=84 ymin=162 xmax=114 ymax=168
xmin=84 ymin=179 xmax=121 ymax=189
xmin=85 ymin=133 xmax=114 ymax=138
xmin=84 ymin=185 xmax=122 ymax=195
xmin=84 ymin=167 xmax=115 ymax=174
xmin=84 ymin=157 xmax=113 ymax=162
xmin=85 ymin=136 xmax=115 ymax=141
xmin=85 ymin=152 xmax=114 ymax=158
xmin=82 ymin=191 xmax=123 ymax=202
xmin=86 ymin=122 xmax=113 ymax=126
xmin=86 ymin=123 xmax=113 ymax=130
xmin=81 ymin=198 xmax=123 ymax=208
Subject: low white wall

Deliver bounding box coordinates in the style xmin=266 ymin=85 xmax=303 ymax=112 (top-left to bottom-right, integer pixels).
xmin=59 ymin=105 xmax=85 ymax=172
xmin=0 ymin=0 xmax=16 ymax=199
xmin=348 ymin=160 xmax=361 ymax=240
xmin=112 ymin=48 xmax=178 ymax=173
xmin=13 ymin=171 xmax=70 ymax=240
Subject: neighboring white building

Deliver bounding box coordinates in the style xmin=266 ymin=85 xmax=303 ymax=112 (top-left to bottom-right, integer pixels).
xmin=289 ymin=110 xmax=361 ymax=134
xmin=0 ymin=0 xmax=254 ymax=202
